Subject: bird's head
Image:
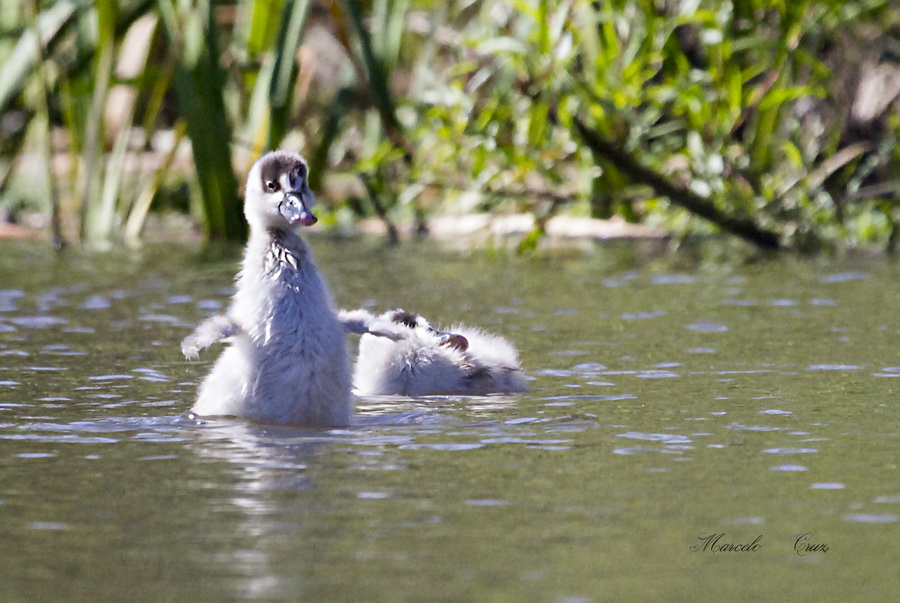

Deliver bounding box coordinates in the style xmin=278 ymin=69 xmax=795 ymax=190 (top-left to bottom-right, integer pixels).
xmin=244 ymin=151 xmax=318 ymax=230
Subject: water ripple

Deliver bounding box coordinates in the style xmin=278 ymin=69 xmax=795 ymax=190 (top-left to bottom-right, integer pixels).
xmin=569 ymin=363 xmax=606 ymax=373
xmin=686 ymin=347 xmax=716 ymax=354
xmin=9 ymin=316 xmax=68 ymax=329
xmin=720 ymin=299 xmax=757 ymax=306
xmin=728 ymin=423 xmax=787 ymax=432
xmin=820 ymin=271 xmax=868 ymax=283
xmin=685 ymin=321 xmax=729 ymax=333
xmin=196 ymin=299 xmax=223 ymax=310
xmin=465 ymin=499 xmax=511 ymax=507
xmin=620 ymin=311 xmax=666 ymax=320
xmin=842 ymin=513 xmax=899 ymax=524
xmin=722 ymin=516 xmax=765 ymax=525
xmin=0 ymin=434 xmax=120 ymax=444
xmin=539 ymin=394 xmax=636 ymax=402
xmin=616 ymin=432 xmax=692 ymax=444
xmin=0 ymin=289 xmax=25 ymax=312
xmin=613 ymin=446 xmax=686 ymax=456
xmin=480 ymin=437 xmax=571 ymax=446
xmin=139 ymin=314 xmax=183 ymax=324
xmin=534 ymin=369 xmax=574 ymax=377
xmin=28 ymin=522 xmax=71 ymax=531
xmin=872 ymin=366 xmax=900 ymax=378
xmin=398 ymin=443 xmax=483 ymax=451
xmin=636 ymin=370 xmax=679 ymax=379
xmin=134 ymin=368 xmax=170 ymax=382
xmin=762 ymin=447 xmax=818 ymax=455
xmin=650 ymin=274 xmax=695 ymax=285
xmin=80 ymin=295 xmax=111 ymax=310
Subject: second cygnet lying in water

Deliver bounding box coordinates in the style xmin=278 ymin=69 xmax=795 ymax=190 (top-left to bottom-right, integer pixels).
xmin=340 ymin=308 xmax=528 ymax=396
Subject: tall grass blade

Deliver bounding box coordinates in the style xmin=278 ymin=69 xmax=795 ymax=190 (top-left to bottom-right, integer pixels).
xmin=308 ymin=86 xmax=355 ymax=191
xmin=0 ymin=0 xmax=82 ymax=116
xmin=124 ymin=121 xmax=188 ymax=244
xmin=340 ymin=0 xmax=403 ymax=137
xmin=79 ymin=0 xmax=118 ymax=243
xmin=23 ymin=0 xmax=66 ymax=248
xmin=267 ymin=0 xmax=311 ymax=149
xmin=92 ymin=114 xmax=133 ymax=242
xmin=161 ymin=0 xmax=245 ymax=241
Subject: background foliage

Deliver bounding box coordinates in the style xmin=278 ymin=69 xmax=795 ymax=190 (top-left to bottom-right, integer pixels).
xmin=0 ymin=0 xmax=898 ymax=251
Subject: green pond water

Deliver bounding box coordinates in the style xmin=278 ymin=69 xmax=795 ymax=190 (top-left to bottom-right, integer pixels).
xmin=0 ymin=237 xmax=898 ymax=602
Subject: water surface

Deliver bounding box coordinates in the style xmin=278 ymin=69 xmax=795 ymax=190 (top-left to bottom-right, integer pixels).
xmin=1 ymin=239 xmax=898 ymax=601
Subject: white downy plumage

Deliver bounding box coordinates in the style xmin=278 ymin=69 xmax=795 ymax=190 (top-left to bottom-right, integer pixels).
xmin=182 ymin=151 xmax=351 ymax=426
xmin=340 ymin=308 xmax=527 ymax=396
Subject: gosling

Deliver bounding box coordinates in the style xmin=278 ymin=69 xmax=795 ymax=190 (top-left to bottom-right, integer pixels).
xmin=181 ymin=151 xmax=351 ymax=426
xmin=339 ymin=308 xmax=528 ymax=396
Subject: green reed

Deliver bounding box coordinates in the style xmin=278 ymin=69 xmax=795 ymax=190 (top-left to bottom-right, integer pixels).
xmin=0 ymin=0 xmax=897 ymax=251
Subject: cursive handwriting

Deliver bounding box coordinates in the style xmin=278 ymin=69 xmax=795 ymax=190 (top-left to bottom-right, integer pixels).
xmin=690 ymin=532 xmax=762 ymax=553
xmin=794 ymin=532 xmax=829 ymax=556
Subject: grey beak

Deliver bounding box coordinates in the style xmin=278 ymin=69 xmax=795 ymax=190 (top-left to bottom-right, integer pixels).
xmin=279 ymin=192 xmax=317 ymax=226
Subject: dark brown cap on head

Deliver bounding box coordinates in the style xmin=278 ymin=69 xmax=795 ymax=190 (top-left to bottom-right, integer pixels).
xmin=257 ymin=152 xmax=307 ymax=191
xmin=389 ymin=310 xmax=421 ymax=329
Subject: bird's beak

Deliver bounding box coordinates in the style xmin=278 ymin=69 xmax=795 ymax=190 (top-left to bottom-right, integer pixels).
xmin=279 ymin=191 xmax=317 ymax=226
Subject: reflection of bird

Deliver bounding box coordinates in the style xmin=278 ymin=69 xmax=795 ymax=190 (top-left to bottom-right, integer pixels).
xmin=181 ymin=151 xmax=351 ymax=426
xmin=340 ymin=308 xmax=528 ymax=396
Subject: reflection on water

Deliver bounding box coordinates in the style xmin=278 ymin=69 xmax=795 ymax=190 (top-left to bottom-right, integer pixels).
xmin=1 ymin=239 xmax=899 ymax=600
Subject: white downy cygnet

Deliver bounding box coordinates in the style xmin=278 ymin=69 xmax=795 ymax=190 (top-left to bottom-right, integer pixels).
xmin=181 ymin=150 xmax=352 ymax=426
xmin=339 ymin=308 xmax=528 ymax=396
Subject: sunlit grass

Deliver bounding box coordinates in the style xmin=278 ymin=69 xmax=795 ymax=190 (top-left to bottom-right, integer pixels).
xmin=0 ymin=0 xmax=897 ymax=251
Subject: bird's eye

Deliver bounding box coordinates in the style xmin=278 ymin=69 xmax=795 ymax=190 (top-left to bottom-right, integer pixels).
xmin=265 ymin=180 xmax=280 ymax=192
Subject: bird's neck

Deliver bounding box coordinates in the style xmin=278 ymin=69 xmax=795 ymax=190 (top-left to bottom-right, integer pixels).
xmin=244 ymin=227 xmax=308 ymax=278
